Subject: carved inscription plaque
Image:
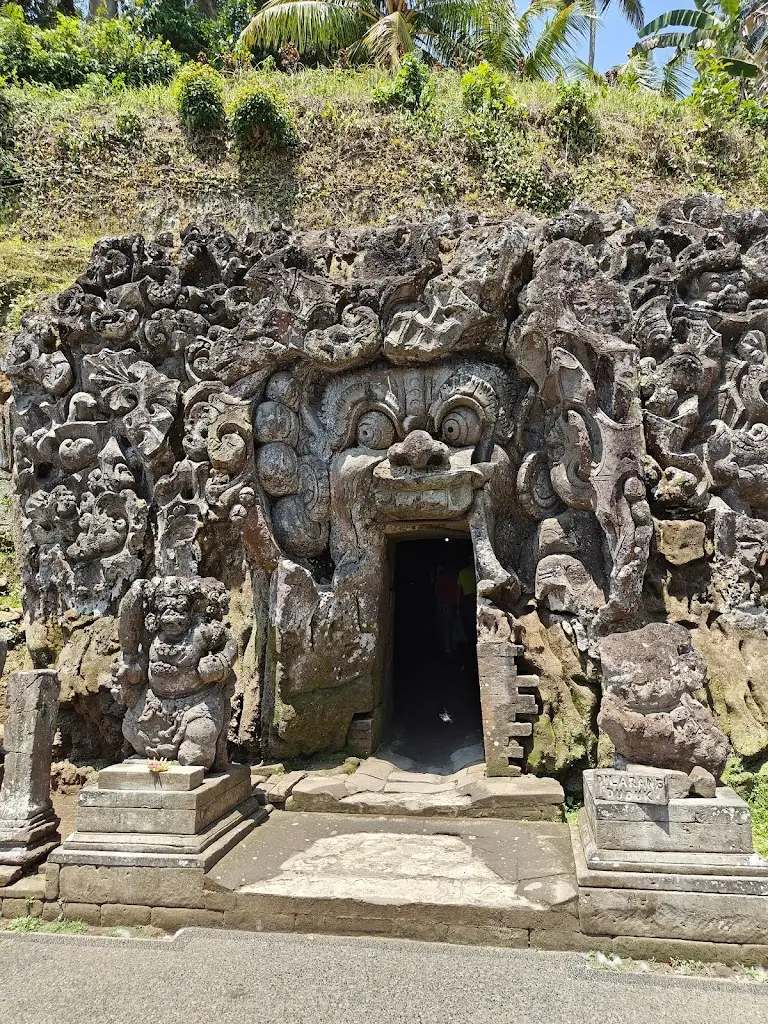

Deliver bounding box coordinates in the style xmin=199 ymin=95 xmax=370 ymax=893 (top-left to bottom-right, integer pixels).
xmin=593 ymin=769 xmax=669 ymax=805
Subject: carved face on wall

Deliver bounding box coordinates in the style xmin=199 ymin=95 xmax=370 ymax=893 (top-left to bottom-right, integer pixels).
xmin=154 ymin=594 xmax=193 ymax=638
xmin=331 ymin=365 xmax=508 ymax=524
xmin=251 ymin=361 xmax=516 ymax=561
xmin=690 ymin=270 xmax=749 ymax=312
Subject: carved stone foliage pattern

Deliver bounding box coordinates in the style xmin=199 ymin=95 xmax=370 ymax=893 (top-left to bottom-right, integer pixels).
xmin=8 ymin=196 xmax=768 ymax=768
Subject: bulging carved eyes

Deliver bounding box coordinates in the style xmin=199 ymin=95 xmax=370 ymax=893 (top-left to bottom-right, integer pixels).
xmin=356 ymin=410 xmax=395 ymax=449
xmin=440 ymin=407 xmax=481 ymax=446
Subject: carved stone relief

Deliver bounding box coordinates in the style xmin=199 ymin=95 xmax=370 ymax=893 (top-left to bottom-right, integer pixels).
xmin=9 ymin=197 xmax=768 ymax=777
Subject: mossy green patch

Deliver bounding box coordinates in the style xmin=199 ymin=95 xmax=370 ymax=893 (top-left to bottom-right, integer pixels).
xmin=0 ymin=236 xmax=96 ymax=349
xmin=5 ymin=916 xmax=87 ymax=934
xmin=722 ymin=755 xmax=768 ymax=859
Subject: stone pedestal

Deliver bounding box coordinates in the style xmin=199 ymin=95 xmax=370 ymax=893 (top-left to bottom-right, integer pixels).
xmin=50 ymin=761 xmax=265 ymax=872
xmin=572 ymin=768 xmax=768 ymax=945
xmin=0 ymin=670 xmax=60 ymax=886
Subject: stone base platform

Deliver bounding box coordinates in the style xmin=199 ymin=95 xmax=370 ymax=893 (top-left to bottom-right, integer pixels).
xmin=50 ymin=763 xmax=265 ymax=872
xmin=207 ymin=811 xmax=581 ymax=946
xmin=571 ymin=770 xmax=768 ymax=946
xmin=275 ymin=756 xmax=564 ymax=820
xmin=0 ymin=810 xmax=60 ymax=886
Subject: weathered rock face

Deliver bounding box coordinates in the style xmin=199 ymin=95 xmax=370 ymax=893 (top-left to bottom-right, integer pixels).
xmin=598 ymin=623 xmax=731 ymax=777
xmin=7 ymin=196 xmax=768 ymax=778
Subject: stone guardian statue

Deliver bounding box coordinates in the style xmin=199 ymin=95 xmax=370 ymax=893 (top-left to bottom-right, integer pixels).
xmin=111 ymin=576 xmax=237 ymax=770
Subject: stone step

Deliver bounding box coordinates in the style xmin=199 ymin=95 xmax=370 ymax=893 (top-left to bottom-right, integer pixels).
xmin=515 ymin=675 xmax=540 ymax=690
xmin=515 ymin=693 xmax=539 ymax=715
xmin=209 ymin=811 xmax=579 ymax=946
xmin=504 ymin=741 xmax=525 ymax=760
xmin=507 ymin=722 xmax=533 ymax=738
xmin=287 ymin=773 xmax=564 ymax=820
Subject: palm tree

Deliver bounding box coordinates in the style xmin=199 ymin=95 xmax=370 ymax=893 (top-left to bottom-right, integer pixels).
xmin=239 ymin=0 xmax=592 ymax=73
xmin=586 ymin=0 xmax=644 ymax=71
xmin=633 ymin=0 xmax=764 ymax=80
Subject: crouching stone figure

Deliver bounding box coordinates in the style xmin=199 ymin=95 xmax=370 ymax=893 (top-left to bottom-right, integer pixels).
xmin=111 ymin=576 xmax=236 ymax=770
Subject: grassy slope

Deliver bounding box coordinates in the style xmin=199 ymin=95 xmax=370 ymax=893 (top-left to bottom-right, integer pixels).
xmin=2 ymin=68 xmax=768 ymax=343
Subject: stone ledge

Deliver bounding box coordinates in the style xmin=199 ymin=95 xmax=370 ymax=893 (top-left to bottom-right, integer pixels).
xmin=0 ymin=872 xmax=46 ymax=900
xmin=97 ymin=763 xmax=206 ymax=792
xmin=288 ymin=774 xmax=564 ymax=820
xmin=578 ymin=885 xmax=768 ymax=945
xmin=51 ymin=799 xmax=266 ymax=870
xmin=2 ymin=888 xmax=767 ymax=963
xmin=573 ymin=813 xmax=768 ymax=893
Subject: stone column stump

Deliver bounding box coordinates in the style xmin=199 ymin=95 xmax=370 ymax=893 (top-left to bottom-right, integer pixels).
xmin=0 ymin=669 xmax=61 ymax=886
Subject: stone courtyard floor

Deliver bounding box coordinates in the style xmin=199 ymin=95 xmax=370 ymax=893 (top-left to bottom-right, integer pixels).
xmin=207 ymin=812 xmax=579 ymax=946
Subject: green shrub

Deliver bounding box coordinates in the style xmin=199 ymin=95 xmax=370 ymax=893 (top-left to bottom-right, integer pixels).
xmin=83 ymin=15 xmax=180 ymax=86
xmin=373 ymin=52 xmax=434 ymax=114
xmin=130 ymin=0 xmax=207 ymax=62
xmin=460 ymin=62 xmax=513 ymax=116
xmin=113 ymin=110 xmax=145 ymax=145
xmin=489 ymin=147 xmax=574 ymax=214
xmin=174 ymin=62 xmax=227 ymax=139
xmin=688 ymin=50 xmax=739 ymax=122
xmin=739 ymin=97 xmax=768 ymax=133
xmin=229 ymin=81 xmax=298 ymax=154
xmin=0 ymin=5 xmax=179 ymax=89
xmin=548 ymin=81 xmax=600 ymax=158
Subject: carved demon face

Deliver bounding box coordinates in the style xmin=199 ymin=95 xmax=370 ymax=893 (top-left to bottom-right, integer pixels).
xmin=327 ymin=365 xmax=512 ymax=525
xmin=152 ymin=593 xmax=193 ymax=638
xmin=251 ymin=361 xmax=516 ymax=561
xmin=691 ymin=270 xmax=749 ymax=313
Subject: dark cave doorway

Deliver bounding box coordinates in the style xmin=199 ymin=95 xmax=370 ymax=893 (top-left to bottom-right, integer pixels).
xmin=386 ymin=537 xmax=484 ymax=770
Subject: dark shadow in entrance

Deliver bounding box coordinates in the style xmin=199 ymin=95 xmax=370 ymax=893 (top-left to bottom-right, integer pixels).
xmin=381 ymin=538 xmax=484 ymax=774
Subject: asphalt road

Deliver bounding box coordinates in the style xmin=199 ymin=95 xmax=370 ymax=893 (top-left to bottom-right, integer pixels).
xmin=0 ymin=929 xmax=766 ymax=1024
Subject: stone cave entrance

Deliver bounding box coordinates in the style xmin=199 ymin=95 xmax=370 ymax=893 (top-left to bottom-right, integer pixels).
xmin=383 ymin=537 xmax=484 ymax=771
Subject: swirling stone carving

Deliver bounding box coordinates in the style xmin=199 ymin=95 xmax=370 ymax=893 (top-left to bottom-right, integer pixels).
xmin=9 ymin=199 xmax=768 ymax=769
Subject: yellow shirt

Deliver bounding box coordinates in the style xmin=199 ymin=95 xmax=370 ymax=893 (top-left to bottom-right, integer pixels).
xmin=458 ymin=566 xmax=476 ymax=596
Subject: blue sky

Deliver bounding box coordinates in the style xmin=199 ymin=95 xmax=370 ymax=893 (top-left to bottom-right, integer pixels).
xmin=582 ymin=0 xmax=695 ymax=71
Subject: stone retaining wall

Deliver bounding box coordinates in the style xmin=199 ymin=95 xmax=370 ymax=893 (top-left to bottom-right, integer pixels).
xmin=1 ymin=864 xmax=767 ymax=966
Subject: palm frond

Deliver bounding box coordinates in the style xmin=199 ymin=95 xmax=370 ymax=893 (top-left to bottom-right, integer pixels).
xmin=568 ymin=55 xmax=609 ymax=82
xmin=638 ymin=8 xmax=713 ymax=36
xmin=239 ymin=0 xmax=372 ymax=54
xmin=523 ymin=2 xmax=592 ymax=79
xmin=598 ymin=0 xmax=644 ymax=30
xmin=363 ymin=10 xmax=415 ymax=63
xmin=660 ymin=54 xmax=691 ymax=95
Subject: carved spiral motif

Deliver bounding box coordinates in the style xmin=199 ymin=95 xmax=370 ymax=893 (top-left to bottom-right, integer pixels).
xmin=298 ymin=455 xmax=331 ymax=523
xmin=517 ymin=451 xmax=563 ymax=520
xmin=440 ymin=407 xmax=482 ymax=447
xmin=356 ymin=410 xmax=395 ymax=450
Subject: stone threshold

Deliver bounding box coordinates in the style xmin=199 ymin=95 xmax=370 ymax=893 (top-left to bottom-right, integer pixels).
xmin=255 ymin=757 xmax=565 ymax=820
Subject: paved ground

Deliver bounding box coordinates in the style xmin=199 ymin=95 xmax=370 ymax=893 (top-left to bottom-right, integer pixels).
xmin=212 ymin=811 xmax=576 ymax=912
xmin=0 ymin=929 xmax=765 ymax=1024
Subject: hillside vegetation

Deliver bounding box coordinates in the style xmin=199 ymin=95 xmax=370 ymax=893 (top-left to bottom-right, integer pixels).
xmin=3 ymin=63 xmax=768 ymax=342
